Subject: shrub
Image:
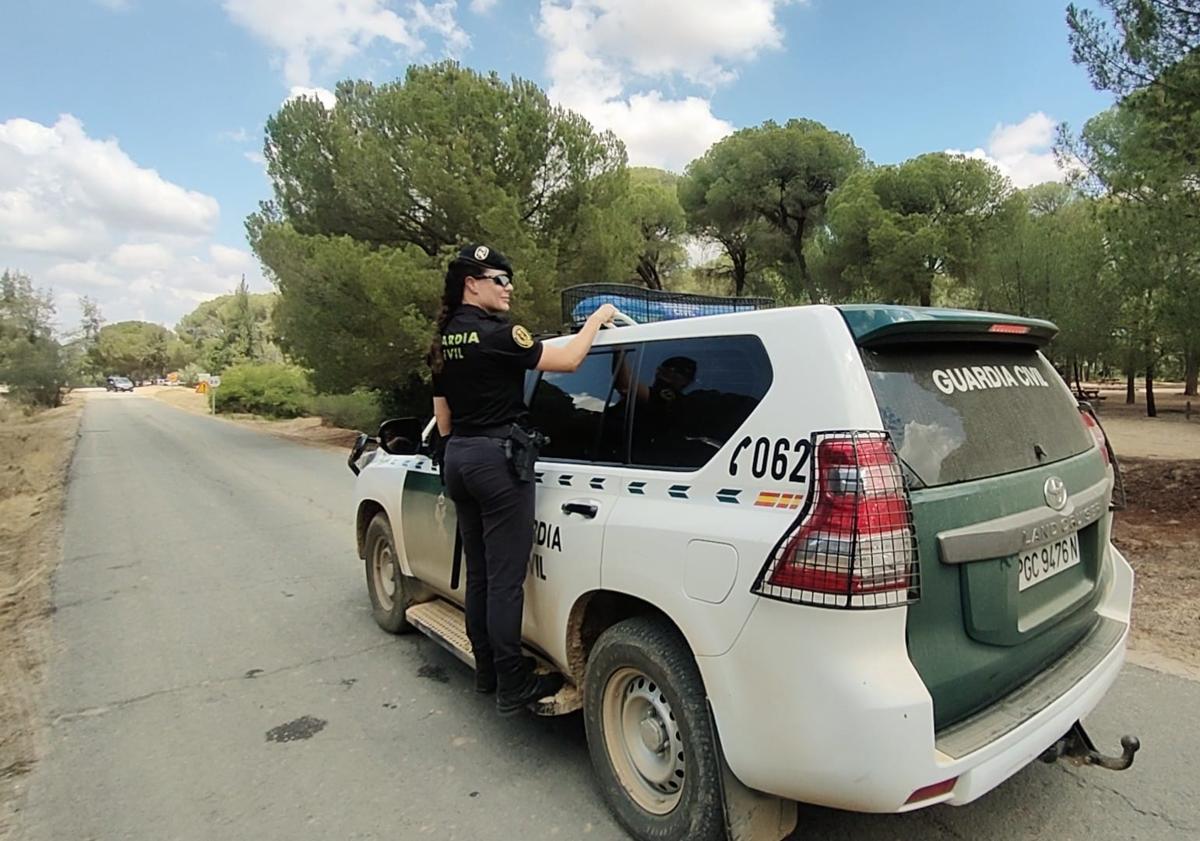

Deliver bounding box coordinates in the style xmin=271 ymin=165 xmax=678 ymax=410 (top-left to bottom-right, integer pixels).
xmin=214 ymin=363 xmax=312 ymax=418
xmin=306 ymin=390 xmax=384 ymax=431
xmin=178 ymin=363 xmax=206 ymax=387
xmin=0 ymin=335 xmax=68 ymax=408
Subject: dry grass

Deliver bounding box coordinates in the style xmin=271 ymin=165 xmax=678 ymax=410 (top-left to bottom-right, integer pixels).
xmin=147 ymin=385 xmax=361 ymax=450
xmin=0 ymin=396 xmax=83 ymax=837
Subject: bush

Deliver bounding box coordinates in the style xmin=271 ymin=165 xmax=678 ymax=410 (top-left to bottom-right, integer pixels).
xmin=214 ymin=363 xmax=312 ymax=417
xmin=178 ymin=363 xmax=206 ymax=387
xmin=0 ymin=335 xmax=68 ymax=408
xmin=306 ymin=390 xmax=384 ymax=431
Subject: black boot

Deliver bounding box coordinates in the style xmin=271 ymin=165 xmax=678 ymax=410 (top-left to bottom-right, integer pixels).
xmin=496 ymin=669 xmax=565 ymax=717
xmin=476 ymin=655 xmax=537 ymax=695
xmin=475 ymin=665 xmax=498 ymax=694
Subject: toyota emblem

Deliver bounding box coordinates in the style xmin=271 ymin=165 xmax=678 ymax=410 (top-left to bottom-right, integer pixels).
xmin=1043 ymin=476 xmax=1068 ymax=511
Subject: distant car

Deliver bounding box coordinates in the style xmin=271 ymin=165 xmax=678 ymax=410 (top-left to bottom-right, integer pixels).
xmin=107 ymin=376 xmax=134 ymax=392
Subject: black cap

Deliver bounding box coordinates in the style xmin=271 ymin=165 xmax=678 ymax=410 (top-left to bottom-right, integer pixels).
xmin=453 ymin=243 xmax=514 ymax=277
xmin=660 ymin=356 xmax=697 ymax=377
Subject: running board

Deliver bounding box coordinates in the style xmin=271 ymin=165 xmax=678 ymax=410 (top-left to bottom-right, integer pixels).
xmin=405 ymin=599 xmax=582 ymax=716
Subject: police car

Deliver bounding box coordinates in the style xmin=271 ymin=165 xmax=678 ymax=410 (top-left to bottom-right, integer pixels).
xmin=349 ymin=287 xmax=1138 ymax=841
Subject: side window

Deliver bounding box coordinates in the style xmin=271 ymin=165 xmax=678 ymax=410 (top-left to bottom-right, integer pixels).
xmin=530 ymin=349 xmax=631 ymax=463
xmin=629 ymin=336 xmax=771 ymax=470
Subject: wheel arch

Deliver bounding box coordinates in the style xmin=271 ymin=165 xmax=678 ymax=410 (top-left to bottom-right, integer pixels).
xmin=565 ymin=590 xmax=697 ymax=689
xmin=356 ymin=499 xmax=388 ymax=559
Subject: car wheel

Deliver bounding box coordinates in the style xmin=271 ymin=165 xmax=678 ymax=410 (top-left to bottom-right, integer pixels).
xmin=584 ymin=617 xmax=725 ymax=841
xmin=364 ymin=513 xmax=412 ymax=634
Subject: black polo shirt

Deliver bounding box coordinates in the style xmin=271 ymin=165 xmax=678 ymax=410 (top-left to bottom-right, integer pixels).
xmin=432 ymin=305 xmax=544 ymax=434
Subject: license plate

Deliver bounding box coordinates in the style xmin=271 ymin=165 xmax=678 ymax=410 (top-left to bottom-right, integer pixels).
xmin=1017 ymin=532 xmax=1081 ymax=592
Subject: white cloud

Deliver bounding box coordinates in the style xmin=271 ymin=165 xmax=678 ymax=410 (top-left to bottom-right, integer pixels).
xmin=0 ymin=115 xmax=264 ymax=331
xmin=244 ymin=150 xmax=267 ymax=166
xmin=210 ymin=244 xmax=257 ymax=273
xmin=469 ymin=0 xmax=498 ymax=12
xmin=44 ymin=261 xmax=123 ymax=289
xmin=947 ymin=112 xmax=1068 ymax=189
xmin=287 ymin=85 xmax=338 ymax=109
xmin=111 ymin=242 xmax=175 ymax=270
xmin=0 ymin=115 xmax=218 ymax=259
xmin=223 ymin=0 xmax=469 ymax=87
xmin=585 ymin=94 xmax=733 ymax=170
xmin=537 ymin=0 xmax=795 ymax=171
xmin=219 ymin=127 xmax=250 ymax=143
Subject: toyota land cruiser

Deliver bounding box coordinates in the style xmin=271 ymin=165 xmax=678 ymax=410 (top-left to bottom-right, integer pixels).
xmin=348 ymin=289 xmax=1138 ymax=841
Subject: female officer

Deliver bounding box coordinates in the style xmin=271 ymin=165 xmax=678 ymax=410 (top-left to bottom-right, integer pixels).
xmin=429 ymin=244 xmax=616 ymax=716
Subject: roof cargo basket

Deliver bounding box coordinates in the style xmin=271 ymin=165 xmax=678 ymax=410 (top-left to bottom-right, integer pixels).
xmin=561 ymin=283 xmax=774 ymax=330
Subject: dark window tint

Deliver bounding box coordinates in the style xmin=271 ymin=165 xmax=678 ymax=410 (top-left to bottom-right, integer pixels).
xmin=629 ymin=336 xmax=771 ymax=470
xmin=861 ymin=346 xmax=1092 ymax=487
xmin=530 ymin=349 xmax=630 ymax=462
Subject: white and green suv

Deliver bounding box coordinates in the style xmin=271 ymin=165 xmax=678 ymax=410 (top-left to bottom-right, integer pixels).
xmin=350 ymin=301 xmax=1136 ymax=841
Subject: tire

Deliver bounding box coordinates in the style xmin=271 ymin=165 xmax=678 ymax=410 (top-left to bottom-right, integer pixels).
xmin=583 ymin=617 xmax=725 ymax=841
xmin=364 ymin=513 xmax=412 ymax=634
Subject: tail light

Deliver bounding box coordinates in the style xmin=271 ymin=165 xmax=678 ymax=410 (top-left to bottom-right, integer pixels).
xmin=1079 ymin=406 xmax=1125 ymax=509
xmin=752 ymin=431 xmax=920 ymax=609
xmin=1080 ymin=410 xmax=1109 ymax=466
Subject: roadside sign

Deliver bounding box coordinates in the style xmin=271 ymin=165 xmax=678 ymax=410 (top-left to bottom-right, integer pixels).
xmin=207 ymin=375 xmax=220 ymax=414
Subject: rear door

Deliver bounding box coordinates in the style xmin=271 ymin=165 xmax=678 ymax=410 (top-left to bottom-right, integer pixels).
xmin=523 ymin=346 xmax=633 ymax=665
xmin=860 ymin=343 xmax=1111 ymax=729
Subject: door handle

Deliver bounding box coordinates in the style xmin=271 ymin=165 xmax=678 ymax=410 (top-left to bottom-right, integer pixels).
xmin=561 ymin=501 xmax=599 ymax=519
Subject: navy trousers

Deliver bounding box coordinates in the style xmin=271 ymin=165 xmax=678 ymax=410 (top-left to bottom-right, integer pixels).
xmin=443 ymin=436 xmax=534 ymax=687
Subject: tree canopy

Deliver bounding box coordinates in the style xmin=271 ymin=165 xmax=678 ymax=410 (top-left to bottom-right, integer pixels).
xmin=93 ymin=321 xmax=175 ymax=381
xmin=676 ymin=119 xmax=865 ymax=303
xmin=0 ymin=270 xmax=68 ymax=407
xmin=825 ymin=153 xmax=1012 ymax=306
xmin=175 ymin=278 xmax=279 ymax=374
xmin=249 ymin=62 xmax=651 ymax=405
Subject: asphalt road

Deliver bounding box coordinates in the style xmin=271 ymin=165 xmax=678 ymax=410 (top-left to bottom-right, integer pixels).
xmin=14 ymin=392 xmax=1200 ymax=840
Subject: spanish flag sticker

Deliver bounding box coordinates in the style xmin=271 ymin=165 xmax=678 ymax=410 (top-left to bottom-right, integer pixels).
xmin=513 ymin=325 xmax=534 ymax=349
xmin=755 ymin=491 xmax=803 ymax=510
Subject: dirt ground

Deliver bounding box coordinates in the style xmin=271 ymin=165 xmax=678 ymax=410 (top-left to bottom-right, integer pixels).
xmin=1083 ymin=381 xmax=1200 ymax=679
xmin=0 ymin=397 xmax=83 ymax=837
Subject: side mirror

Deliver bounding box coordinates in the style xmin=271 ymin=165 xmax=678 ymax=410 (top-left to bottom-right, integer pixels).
xmin=347 ymin=432 xmax=372 ymax=476
xmin=377 ymin=417 xmax=423 ymax=455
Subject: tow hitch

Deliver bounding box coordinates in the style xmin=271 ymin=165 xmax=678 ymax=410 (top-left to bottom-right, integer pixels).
xmin=1040 ymin=721 xmax=1140 ymax=771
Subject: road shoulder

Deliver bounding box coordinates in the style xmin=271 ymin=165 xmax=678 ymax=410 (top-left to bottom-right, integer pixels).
xmin=147 ymin=385 xmax=359 ymax=451
xmin=0 ymin=396 xmax=84 ymax=838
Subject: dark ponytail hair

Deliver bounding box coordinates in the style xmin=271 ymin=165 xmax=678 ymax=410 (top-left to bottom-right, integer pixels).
xmin=428 ymin=259 xmax=472 ymax=374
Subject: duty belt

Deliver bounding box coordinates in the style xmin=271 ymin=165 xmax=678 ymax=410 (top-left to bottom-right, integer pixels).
xmin=452 ymin=424 xmax=519 ymax=439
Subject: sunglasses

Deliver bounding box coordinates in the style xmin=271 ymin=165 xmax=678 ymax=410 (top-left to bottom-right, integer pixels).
xmin=481 ymin=273 xmax=513 ymax=289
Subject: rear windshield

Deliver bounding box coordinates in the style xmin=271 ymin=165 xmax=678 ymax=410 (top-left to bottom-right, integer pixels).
xmin=861 ymin=346 xmax=1092 ymax=488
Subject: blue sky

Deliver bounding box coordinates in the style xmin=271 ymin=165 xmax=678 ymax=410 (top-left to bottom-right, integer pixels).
xmin=0 ymin=0 xmax=1114 ymax=330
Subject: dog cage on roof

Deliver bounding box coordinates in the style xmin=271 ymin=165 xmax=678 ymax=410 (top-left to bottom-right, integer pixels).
xmin=560 ymin=283 xmax=774 ymax=330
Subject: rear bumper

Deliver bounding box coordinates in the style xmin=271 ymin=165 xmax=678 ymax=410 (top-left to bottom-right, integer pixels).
xmin=698 ymin=544 xmax=1133 ymax=812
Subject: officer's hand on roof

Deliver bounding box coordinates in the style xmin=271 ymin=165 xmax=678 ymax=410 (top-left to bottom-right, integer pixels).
xmin=591 ymin=303 xmax=618 ymax=325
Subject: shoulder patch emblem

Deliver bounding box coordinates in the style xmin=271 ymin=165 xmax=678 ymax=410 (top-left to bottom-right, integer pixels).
xmin=512 ymin=325 xmax=534 ymax=349
xmin=474 ymin=246 xmax=490 ymax=261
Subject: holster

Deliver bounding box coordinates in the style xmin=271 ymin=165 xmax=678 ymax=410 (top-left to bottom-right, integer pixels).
xmin=504 ymin=424 xmax=549 ymax=483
